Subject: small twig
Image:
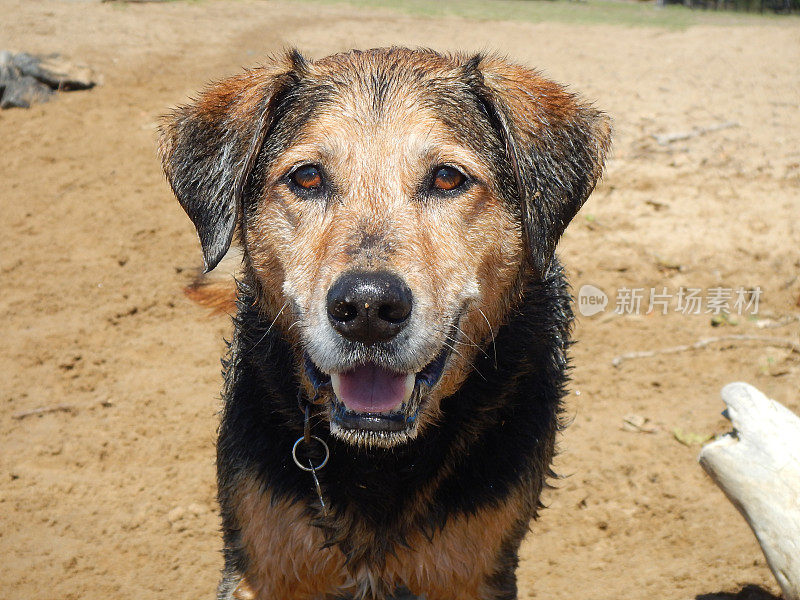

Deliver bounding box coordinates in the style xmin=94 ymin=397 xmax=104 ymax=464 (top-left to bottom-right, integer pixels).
xmin=652 ymin=121 xmax=739 ymax=146
xmin=12 ymin=404 xmax=74 ymax=420
xmin=755 ymin=313 xmax=800 ymax=329
xmin=612 ymin=335 xmax=800 ymax=368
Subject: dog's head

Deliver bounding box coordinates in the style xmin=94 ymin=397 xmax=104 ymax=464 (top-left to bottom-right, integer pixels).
xmin=160 ymin=48 xmax=610 ymax=447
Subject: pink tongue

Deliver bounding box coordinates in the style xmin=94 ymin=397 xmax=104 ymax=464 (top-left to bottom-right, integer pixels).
xmin=334 ymin=365 xmax=409 ymax=413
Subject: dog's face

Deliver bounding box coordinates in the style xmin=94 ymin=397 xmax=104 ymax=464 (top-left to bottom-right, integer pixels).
xmin=160 ymin=48 xmax=610 ymax=447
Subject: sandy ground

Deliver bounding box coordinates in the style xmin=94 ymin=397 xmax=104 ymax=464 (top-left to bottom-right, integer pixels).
xmin=1 ymin=1 xmax=799 ymax=599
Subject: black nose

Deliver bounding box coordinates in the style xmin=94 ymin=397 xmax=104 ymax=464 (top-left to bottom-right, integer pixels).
xmin=326 ymin=271 xmax=413 ymax=345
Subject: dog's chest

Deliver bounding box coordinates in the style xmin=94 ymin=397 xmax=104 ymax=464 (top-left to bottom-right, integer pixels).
xmin=233 ymin=479 xmax=520 ymax=600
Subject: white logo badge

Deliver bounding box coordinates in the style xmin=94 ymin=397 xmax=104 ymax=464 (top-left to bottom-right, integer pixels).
xmin=577 ymin=284 xmax=608 ymax=317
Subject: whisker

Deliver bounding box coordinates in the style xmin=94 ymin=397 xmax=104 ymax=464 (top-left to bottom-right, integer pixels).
xmin=248 ymin=301 xmax=288 ymax=353
xmin=477 ymin=308 xmax=498 ymax=370
xmin=451 ymin=324 xmax=490 ymax=359
xmin=441 ymin=339 xmax=487 ymax=381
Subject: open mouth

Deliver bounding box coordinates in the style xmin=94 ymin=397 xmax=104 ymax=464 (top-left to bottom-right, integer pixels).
xmin=304 ymin=345 xmax=451 ymax=440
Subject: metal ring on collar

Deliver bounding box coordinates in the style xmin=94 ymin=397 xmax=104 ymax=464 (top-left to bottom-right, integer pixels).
xmin=292 ymin=435 xmax=330 ymax=472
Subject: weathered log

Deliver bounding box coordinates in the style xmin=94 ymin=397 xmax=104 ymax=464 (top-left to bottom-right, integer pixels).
xmin=699 ymin=382 xmax=800 ymax=600
xmin=0 ymin=51 xmax=96 ymax=109
xmin=652 ymin=120 xmax=739 ymax=145
xmin=0 ymin=51 xmax=52 ymax=108
xmin=12 ymin=53 xmax=96 ymax=91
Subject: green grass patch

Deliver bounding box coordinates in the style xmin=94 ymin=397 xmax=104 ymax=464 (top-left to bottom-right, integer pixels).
xmin=288 ymin=0 xmax=797 ymax=29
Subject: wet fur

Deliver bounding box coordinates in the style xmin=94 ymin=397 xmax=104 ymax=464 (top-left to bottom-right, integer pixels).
xmin=159 ymin=48 xmax=610 ymax=599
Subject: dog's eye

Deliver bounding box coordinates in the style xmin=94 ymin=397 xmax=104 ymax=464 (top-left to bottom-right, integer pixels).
xmin=430 ymin=166 xmax=467 ymax=193
xmin=288 ymin=164 xmax=324 ymax=193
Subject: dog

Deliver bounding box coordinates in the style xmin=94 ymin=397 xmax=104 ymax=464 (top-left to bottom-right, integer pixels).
xmin=159 ymin=47 xmax=610 ymax=600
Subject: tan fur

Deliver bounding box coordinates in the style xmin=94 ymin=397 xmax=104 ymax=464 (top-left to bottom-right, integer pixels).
xmin=478 ymin=58 xmax=611 ymax=183
xmin=233 ymin=474 xmax=526 ymax=600
xmin=159 ymin=58 xmax=295 ymax=185
xmin=234 ymin=476 xmax=348 ymax=599
xmin=165 ymin=48 xmax=611 ymax=599
xmin=243 ymin=55 xmax=525 ymax=433
xmin=184 ymin=280 xmax=238 ymax=315
xmin=179 ymin=51 xmax=608 ymax=437
xmin=182 ymin=247 xmax=243 ymax=316
xmin=385 ymin=494 xmax=527 ymax=600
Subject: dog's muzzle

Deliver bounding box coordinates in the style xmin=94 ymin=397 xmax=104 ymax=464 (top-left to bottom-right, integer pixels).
xmin=305 ymin=347 xmax=451 ymax=446
xmin=303 ymin=270 xmax=454 ymax=446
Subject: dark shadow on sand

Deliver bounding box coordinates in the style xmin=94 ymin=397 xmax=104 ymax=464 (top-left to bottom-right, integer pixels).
xmin=696 ymin=584 xmax=783 ymax=600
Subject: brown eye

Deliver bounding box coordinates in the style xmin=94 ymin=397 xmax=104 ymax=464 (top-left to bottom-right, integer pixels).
xmin=431 ymin=166 xmax=466 ymax=192
xmin=289 ymin=164 xmax=323 ymax=191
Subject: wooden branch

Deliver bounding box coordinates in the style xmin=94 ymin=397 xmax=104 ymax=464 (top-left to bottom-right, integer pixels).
xmin=699 ymin=382 xmax=800 ymax=600
xmin=611 ymin=335 xmax=800 ymax=367
xmin=12 ymin=404 xmax=74 ymax=420
xmin=652 ymin=121 xmax=739 ymax=145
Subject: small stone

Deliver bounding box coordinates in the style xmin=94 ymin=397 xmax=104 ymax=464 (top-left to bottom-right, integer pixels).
xmin=167 ymin=506 xmax=185 ymax=523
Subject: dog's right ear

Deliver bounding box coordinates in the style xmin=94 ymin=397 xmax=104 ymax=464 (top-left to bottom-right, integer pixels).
xmin=463 ymin=55 xmax=612 ymax=277
xmin=158 ymin=53 xmax=303 ymax=272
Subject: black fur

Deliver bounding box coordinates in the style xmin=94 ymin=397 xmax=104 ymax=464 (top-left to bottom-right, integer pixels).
xmin=216 ymin=265 xmax=572 ymax=596
xmin=159 ymin=48 xmax=610 ymax=599
xmin=160 ymin=57 xmax=310 ymax=272
xmin=461 ymin=56 xmax=609 ymax=276
xmin=161 ymin=49 xmax=609 ymax=276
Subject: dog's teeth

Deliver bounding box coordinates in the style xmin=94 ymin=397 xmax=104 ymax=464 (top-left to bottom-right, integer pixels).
xmin=330 ymin=373 xmax=342 ymax=400
xmin=403 ymin=373 xmax=415 ymax=403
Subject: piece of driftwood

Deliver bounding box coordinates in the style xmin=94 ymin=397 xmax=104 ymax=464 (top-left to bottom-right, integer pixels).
xmin=611 ymin=334 xmax=800 ymax=367
xmin=0 ymin=51 xmax=96 ymax=109
xmin=699 ymin=382 xmax=800 ymax=600
xmin=0 ymin=52 xmax=52 ymax=108
xmin=12 ymin=404 xmax=74 ymax=420
xmin=652 ymin=120 xmax=739 ymax=146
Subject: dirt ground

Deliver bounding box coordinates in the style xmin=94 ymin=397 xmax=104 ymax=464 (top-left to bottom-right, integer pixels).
xmin=2 ymin=1 xmax=799 ymax=599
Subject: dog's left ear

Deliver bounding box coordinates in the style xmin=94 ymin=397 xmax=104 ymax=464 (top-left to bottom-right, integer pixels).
xmin=467 ymin=56 xmax=612 ymax=276
xmin=158 ymin=54 xmax=302 ymax=272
